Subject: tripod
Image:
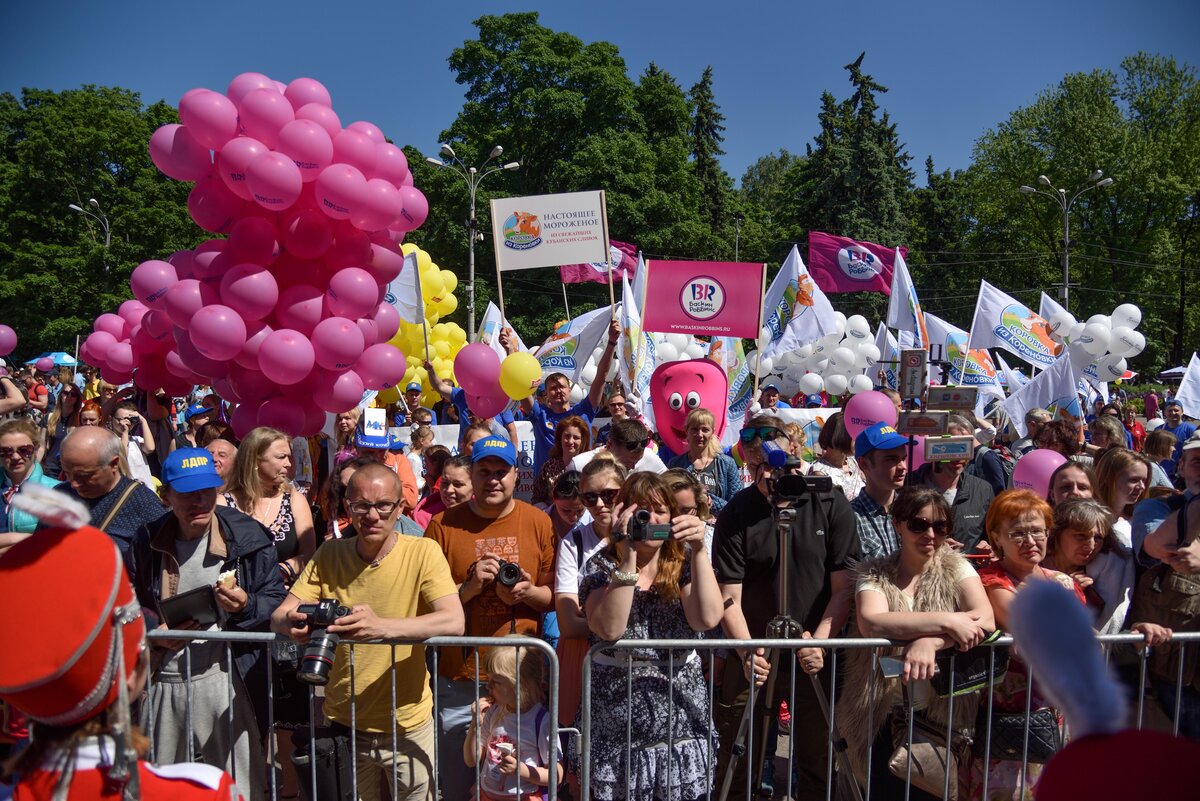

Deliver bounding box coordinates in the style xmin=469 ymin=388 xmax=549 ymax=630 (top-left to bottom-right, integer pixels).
xmin=717 ymin=496 xmax=862 ymax=801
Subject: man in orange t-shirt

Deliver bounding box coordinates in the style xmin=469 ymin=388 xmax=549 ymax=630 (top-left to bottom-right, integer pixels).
xmin=424 ymin=435 xmax=555 ymax=800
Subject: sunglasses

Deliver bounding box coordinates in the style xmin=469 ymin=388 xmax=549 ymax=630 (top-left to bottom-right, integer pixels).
xmin=581 ymin=488 xmax=620 ymax=508
xmin=0 ymin=445 xmax=36 ymax=459
xmin=613 ymin=437 xmax=649 ymax=451
xmin=740 ymin=426 xmax=787 ymax=444
xmin=907 ymin=516 xmax=951 ymax=537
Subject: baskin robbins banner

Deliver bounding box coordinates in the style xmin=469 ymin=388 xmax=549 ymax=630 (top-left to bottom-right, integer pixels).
xmin=489 ymin=191 xmax=610 ymax=272
xmin=807 ymin=231 xmax=907 ymax=295
xmin=641 ymin=260 xmax=766 ymax=339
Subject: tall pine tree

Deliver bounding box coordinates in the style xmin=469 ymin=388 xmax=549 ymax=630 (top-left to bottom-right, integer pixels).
xmin=689 ymin=66 xmax=729 ymax=228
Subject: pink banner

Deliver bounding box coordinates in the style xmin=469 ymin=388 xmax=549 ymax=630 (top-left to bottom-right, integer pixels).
xmin=642 ymin=260 xmax=765 ymax=338
xmin=807 ymin=231 xmax=905 ymax=294
xmin=559 ymin=240 xmax=638 ymax=284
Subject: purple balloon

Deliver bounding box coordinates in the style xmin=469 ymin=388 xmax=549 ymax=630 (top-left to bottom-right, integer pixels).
xmin=118 ymin=300 xmax=149 ymax=328
xmin=94 ymin=313 xmax=127 ymax=340
xmin=284 ymin=78 xmax=333 ymax=112
xmin=1011 ymin=448 xmax=1068 ymax=499
xmin=259 ymin=329 xmax=316 ymax=386
xmin=235 ymin=320 xmax=274 ymax=370
xmin=372 ymin=301 xmax=401 ymax=343
xmin=106 ymin=342 xmax=135 ymax=374
xmin=229 ymin=363 xmax=277 ymax=403
xmin=843 ymin=390 xmax=900 ymax=440
xmin=0 ymin=324 xmax=17 ymax=356
xmin=149 ymin=124 xmax=211 ymax=182
xmin=164 ymin=279 xmax=220 ymax=329
xmin=362 ymin=242 xmax=405 ymax=285
xmin=454 ymin=342 xmax=502 ymax=394
xmin=35 ymin=357 xmax=54 ymax=373
xmin=238 ymin=88 xmax=295 ymax=150
xmin=178 ymin=89 xmax=239 ymax=151
xmin=227 ymin=217 xmax=280 ymax=265
xmin=230 ymin=400 xmax=262 ymax=440
xmin=217 ymin=136 xmax=269 ymax=201
xmin=275 ymin=284 xmax=325 ymax=336
xmin=258 ymin=397 xmax=307 ymax=436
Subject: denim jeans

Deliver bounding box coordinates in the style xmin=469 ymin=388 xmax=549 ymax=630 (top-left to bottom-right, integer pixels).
xmin=1154 ymin=679 xmax=1200 ymax=740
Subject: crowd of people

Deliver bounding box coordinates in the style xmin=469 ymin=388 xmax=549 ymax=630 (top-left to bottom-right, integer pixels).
xmin=0 ymin=349 xmax=1198 ymax=801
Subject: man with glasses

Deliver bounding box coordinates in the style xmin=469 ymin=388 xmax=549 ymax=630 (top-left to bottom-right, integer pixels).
xmin=568 ymin=417 xmax=667 ymax=474
xmin=712 ymin=414 xmax=860 ymax=800
xmin=851 ymin=422 xmax=909 ymax=560
xmin=273 ymin=463 xmax=465 ymax=801
xmin=424 ymin=436 xmax=556 ymax=801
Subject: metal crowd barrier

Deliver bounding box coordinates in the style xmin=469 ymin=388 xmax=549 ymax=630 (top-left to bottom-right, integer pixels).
xmin=143 ymin=631 xmax=560 ymax=801
xmin=578 ymin=633 xmax=1200 ymax=801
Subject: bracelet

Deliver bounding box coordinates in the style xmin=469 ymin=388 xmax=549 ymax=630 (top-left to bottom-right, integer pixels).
xmin=610 ymin=568 xmax=638 ymax=587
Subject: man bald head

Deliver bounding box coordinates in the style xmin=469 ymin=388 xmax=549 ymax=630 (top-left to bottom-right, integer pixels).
xmin=345 ymin=462 xmax=405 ymax=555
xmin=60 ymin=426 xmax=123 ymax=499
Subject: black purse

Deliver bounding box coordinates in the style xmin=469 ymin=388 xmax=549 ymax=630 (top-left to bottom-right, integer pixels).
xmin=973 ymin=705 xmax=1062 ymax=763
xmin=931 ymin=630 xmax=1009 ymax=697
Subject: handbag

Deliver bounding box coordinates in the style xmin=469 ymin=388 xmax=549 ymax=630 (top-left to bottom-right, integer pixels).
xmin=973 ymin=705 xmax=1062 ymax=763
xmin=888 ymin=685 xmax=972 ymax=799
xmin=931 ymin=630 xmax=1010 ymax=697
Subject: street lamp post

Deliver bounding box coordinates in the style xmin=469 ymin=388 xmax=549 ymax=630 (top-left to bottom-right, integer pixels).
xmin=733 ymin=212 xmax=744 ymax=261
xmin=68 ymin=198 xmax=112 ymax=270
xmin=1019 ymin=170 xmax=1113 ymax=311
xmin=425 ymin=144 xmax=520 ymax=336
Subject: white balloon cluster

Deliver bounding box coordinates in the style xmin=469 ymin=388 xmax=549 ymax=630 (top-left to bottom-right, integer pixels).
xmin=750 ymin=313 xmax=881 ymax=399
xmin=1048 ymin=302 xmax=1145 ymax=380
xmin=571 ymin=331 xmax=706 ymax=394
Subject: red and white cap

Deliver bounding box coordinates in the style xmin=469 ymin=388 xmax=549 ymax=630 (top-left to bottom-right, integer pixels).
xmin=0 ymin=524 xmax=145 ymax=725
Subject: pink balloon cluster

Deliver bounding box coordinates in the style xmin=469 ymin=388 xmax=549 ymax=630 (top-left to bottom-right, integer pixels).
xmin=82 ymin=74 xmax=424 ymax=438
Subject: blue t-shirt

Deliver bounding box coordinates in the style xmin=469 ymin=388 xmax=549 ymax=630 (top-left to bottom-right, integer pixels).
xmin=530 ymin=397 xmax=596 ymax=471
xmin=393 ymin=405 xmax=438 ymax=427
xmin=1163 ymin=421 xmax=1198 ymax=463
xmin=451 ymin=388 xmax=514 ymax=442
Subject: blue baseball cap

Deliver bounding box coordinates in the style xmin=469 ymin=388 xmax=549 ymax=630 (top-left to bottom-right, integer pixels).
xmin=854 ymin=422 xmax=909 ymax=459
xmin=405 ymin=382 xmax=422 ymax=393
xmin=162 ymin=447 xmax=224 ymax=493
xmin=184 ymin=403 xmax=212 ymax=421
xmin=471 ymin=435 xmax=517 ymax=466
xmin=355 ymin=428 xmax=390 ymax=450
xmin=805 ymin=394 xmax=824 ymax=408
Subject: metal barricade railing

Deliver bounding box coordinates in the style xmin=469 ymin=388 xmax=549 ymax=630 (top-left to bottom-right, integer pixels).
xmin=144 ymin=631 xmax=560 ymax=801
xmin=578 ymin=633 xmax=1200 ymax=801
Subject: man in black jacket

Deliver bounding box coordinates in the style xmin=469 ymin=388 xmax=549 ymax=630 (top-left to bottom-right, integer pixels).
xmin=128 ymin=447 xmax=285 ymax=801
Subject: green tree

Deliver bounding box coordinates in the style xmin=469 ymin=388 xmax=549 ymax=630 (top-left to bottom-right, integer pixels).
xmin=689 ymin=66 xmax=730 ymax=228
xmin=0 ymin=86 xmax=198 ymax=356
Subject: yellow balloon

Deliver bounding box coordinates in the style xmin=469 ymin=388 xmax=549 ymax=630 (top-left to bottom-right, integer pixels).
xmin=440 ymin=270 xmax=459 ymax=293
xmin=499 ymin=352 xmax=543 ymax=400
xmin=434 ymin=340 xmax=450 ymax=359
xmin=376 ymin=387 xmax=401 ymax=406
xmin=432 ymin=322 xmax=450 ymax=340
xmin=415 ymin=366 xmax=429 ymax=385
xmin=448 ymin=325 xmax=467 ymax=346
xmin=416 ymin=250 xmax=433 ymax=273
xmin=422 ymin=273 xmax=445 ymax=299
xmin=401 ymin=242 xmax=419 ymax=256
xmin=438 ymin=294 xmax=459 ymax=315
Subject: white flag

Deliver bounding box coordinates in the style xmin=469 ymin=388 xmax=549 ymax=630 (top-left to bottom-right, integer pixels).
xmin=762 ymin=245 xmax=838 ymax=361
xmin=886 ymin=249 xmax=930 ymax=348
xmin=1002 ymin=355 xmax=1082 ymax=438
xmin=873 ymin=323 xmax=900 ymax=390
xmin=925 ymin=312 xmax=1003 ymax=397
xmin=477 ymin=302 xmax=527 ymax=362
xmin=1038 ymin=292 xmax=1069 ymax=327
xmin=631 ymin=252 xmax=648 ymax=315
xmin=995 ymin=353 xmax=1029 ymax=394
xmin=618 ymin=274 xmax=655 ymax=411
xmin=384 ymin=253 xmax=423 ymax=324
xmin=1173 ymin=352 xmax=1200 ymax=419
xmin=533 ymin=305 xmax=611 ymax=384
xmin=968 ymin=280 xmax=1063 ymax=369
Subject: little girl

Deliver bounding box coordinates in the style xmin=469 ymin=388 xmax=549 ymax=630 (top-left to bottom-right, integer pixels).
xmin=407 ymin=424 xmax=435 ymax=494
xmin=465 ymin=640 xmax=562 ymax=800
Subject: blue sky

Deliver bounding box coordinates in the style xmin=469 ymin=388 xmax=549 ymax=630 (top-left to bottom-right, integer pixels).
xmin=2 ymin=1 xmax=1197 ymax=186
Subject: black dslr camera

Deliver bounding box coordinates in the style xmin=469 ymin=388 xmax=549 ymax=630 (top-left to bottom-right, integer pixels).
xmin=626 ymin=509 xmax=671 ymax=542
xmin=294 ymin=599 xmax=351 ymax=686
xmin=495 ymin=560 xmax=524 ymax=588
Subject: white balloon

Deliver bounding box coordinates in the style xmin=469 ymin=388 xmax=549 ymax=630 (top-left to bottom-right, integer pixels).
xmin=809 ymin=357 xmax=830 ymax=374
xmin=1097 ymin=354 xmax=1128 ymax=381
xmin=1048 ymin=310 xmax=1076 ymax=335
xmin=606 ymin=359 xmax=618 ymax=380
xmin=581 ymin=364 xmax=598 ymax=385
xmin=844 ymin=314 xmax=871 ymax=341
xmin=1086 ymin=314 xmax=1111 ymax=329
xmin=820 ymin=333 xmax=842 ymax=350
xmin=798 ymin=373 xmax=824 ymax=395
xmin=857 ymin=343 xmax=882 ymax=368
xmin=794 ymin=343 xmax=813 ymax=361
xmin=666 ymin=333 xmax=689 ymax=351
xmin=685 ymin=343 xmax=705 ymax=359
xmin=657 ymin=343 xmax=679 ymax=363
xmin=569 ymin=385 xmax=584 ymax=404
xmin=848 ymin=374 xmax=874 ymax=394
xmin=1122 ymin=330 xmax=1146 ymax=358
xmin=744 ymin=349 xmax=759 ymax=370
xmin=1079 ymin=322 xmax=1112 ymax=356
xmin=783 ymin=365 xmax=806 ymax=384
xmin=780 ymin=376 xmax=800 ymax=397
xmin=1108 ymin=326 xmax=1136 ymax=358
xmin=833 ymin=311 xmax=847 ymax=333
xmin=830 ymin=347 xmax=857 ymax=373
xmin=1066 ymin=322 xmax=1086 ymax=344
xmin=1111 ymin=303 xmax=1142 ymax=330
xmin=759 ymin=356 xmax=774 ymax=375
xmin=825 ymin=374 xmax=849 ymax=396
xmin=760 ymin=326 xmax=772 ymax=343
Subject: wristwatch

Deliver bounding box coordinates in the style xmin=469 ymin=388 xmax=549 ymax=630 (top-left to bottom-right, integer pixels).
xmin=610 ymin=568 xmax=639 ymax=587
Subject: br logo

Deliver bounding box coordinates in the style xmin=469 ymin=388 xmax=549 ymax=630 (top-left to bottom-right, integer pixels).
xmin=837 ymin=245 xmax=882 ymax=281
xmin=679 ymin=276 xmax=725 ymax=321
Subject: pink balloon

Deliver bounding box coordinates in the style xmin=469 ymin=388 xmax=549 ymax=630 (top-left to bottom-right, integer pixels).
xmin=118 ymin=300 xmax=148 ymax=327
xmin=229 ymin=362 xmax=277 ymax=402
xmin=168 ymin=249 xmax=196 ymax=279
xmin=843 ymin=390 xmax=900 ymax=440
xmin=188 ymin=177 xmax=247 ymax=233
xmin=299 ymin=399 xmax=328 ymax=437
xmin=0 ymin=325 xmax=15 ymax=356
xmin=230 ymin=401 xmax=261 ymax=440
xmin=94 ymin=313 xmax=127 ymax=339
xmin=468 ymin=386 xmax=510 ymax=419
xmin=314 ymin=369 xmax=365 ymax=413
xmin=324 ymin=223 xmax=371 ymax=270
xmin=235 ymin=320 xmax=273 ymax=369
xmin=314 ymin=163 xmax=365 ymax=220
xmin=131 ymin=323 xmax=169 ymax=356
xmin=354 ymin=317 xmax=378 ymax=346
xmin=191 ymin=244 xmax=236 ymax=283
xmin=280 ymin=207 xmax=333 ymax=259
xmin=258 ymin=397 xmax=306 ymax=436
xmin=217 ymin=136 xmax=269 ymax=200
xmin=275 ymin=284 xmax=325 ymax=336
xmin=190 ymin=305 xmax=248 ymax=361
xmin=100 ymin=365 xmax=133 ymax=386
xmin=399 ymin=172 xmax=414 ymax=188
xmin=259 ymin=329 xmax=316 ymax=385
xmin=134 ymin=362 xmax=170 ymax=393
xmin=106 ymin=342 xmax=134 ymax=374
xmin=347 ymin=121 xmax=385 ymax=143
xmin=373 ymin=301 xmax=400 ymax=343
xmin=908 ymin=435 xmax=927 ymax=471
xmin=1012 ymin=449 xmax=1069 ymax=499
xmin=295 ymin=103 xmax=341 ymax=139
xmin=226 ymin=72 xmax=275 ymax=107
xmin=356 ymin=343 xmax=406 ymax=390
xmin=164 ymin=278 xmax=220 ymax=329
xmin=278 ymin=365 xmax=326 ymax=400
xmin=149 ymin=124 xmax=211 ymax=182
xmin=332 ymin=128 xmax=377 ymax=176
xmin=394 ymin=186 xmax=429 ymax=232
xmin=373 ymin=143 xmax=410 ymax=187
xmin=211 ymin=377 xmax=243 ymax=404
xmin=164 ymin=350 xmax=193 ymax=379
xmin=454 ymin=342 xmax=502 ymax=394
xmin=141 ymin=309 xmax=173 ymax=340
xmin=34 ymin=357 xmax=54 ymax=373
xmin=277 ymin=119 xmax=333 ymax=183
xmin=85 ymin=331 xmax=117 ymax=362
xmin=284 ymin=77 xmax=333 ymax=111
xmin=326 ymin=267 xmax=380 ymax=319
xmin=227 ymin=217 xmax=280 ymax=265
xmin=350 ymin=178 xmax=402 ymax=232
xmin=246 ymin=151 xmax=302 ymax=211
xmin=238 ymin=88 xmax=295 ymax=149
xmin=130 ymin=260 xmax=178 ymax=310
xmin=362 ymin=243 xmax=404 ymax=285
xmin=220 ymin=263 xmax=279 ymax=321
xmin=312 ymin=317 xmax=366 ymax=371
xmin=179 ymin=89 xmax=239 ymax=151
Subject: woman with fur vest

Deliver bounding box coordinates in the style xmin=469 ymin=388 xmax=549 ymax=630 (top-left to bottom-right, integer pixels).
xmin=840 ymin=486 xmax=995 ymax=800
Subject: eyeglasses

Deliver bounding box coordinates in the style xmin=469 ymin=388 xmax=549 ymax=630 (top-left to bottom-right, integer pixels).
xmin=581 ymin=488 xmax=620 ymax=508
xmin=906 ymin=516 xmax=951 ymax=536
xmin=1006 ymin=528 xmax=1048 ymax=544
xmin=613 ymin=437 xmax=649 ymax=451
xmin=348 ymin=500 xmax=400 ymax=517
xmin=0 ymin=445 xmax=36 ymax=460
xmin=740 ymin=426 xmax=788 ymax=444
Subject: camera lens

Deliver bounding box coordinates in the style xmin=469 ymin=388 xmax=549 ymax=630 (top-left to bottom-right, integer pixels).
xmin=297 ymin=630 xmax=339 ymax=686
xmin=496 ymin=561 xmax=523 ymax=588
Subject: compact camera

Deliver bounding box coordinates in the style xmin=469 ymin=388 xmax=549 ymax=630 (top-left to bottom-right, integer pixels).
xmin=495 ymin=560 xmax=524 ymax=588
xmin=294 ymin=599 xmax=352 ymax=686
xmin=625 ymin=509 xmax=671 ymax=542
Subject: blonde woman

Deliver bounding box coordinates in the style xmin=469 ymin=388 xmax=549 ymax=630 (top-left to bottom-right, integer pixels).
xmin=1094 ymin=448 xmax=1152 ymax=549
xmin=666 ymin=407 xmax=742 ymax=512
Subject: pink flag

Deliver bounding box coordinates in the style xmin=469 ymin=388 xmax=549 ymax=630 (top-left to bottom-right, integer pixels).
xmin=806 ymin=231 xmax=905 ymax=294
xmin=559 ymin=240 xmax=638 ymax=284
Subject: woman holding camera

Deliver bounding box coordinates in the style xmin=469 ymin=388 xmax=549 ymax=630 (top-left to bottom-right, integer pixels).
xmin=574 ymin=471 xmax=723 ymax=801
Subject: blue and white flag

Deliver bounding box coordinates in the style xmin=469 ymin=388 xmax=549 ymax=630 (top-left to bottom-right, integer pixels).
xmin=761 ymin=245 xmax=838 ymax=361
xmin=532 ymin=305 xmax=611 ymax=384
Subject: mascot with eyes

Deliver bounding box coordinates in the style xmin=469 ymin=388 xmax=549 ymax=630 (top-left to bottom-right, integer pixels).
xmin=648 ymin=358 xmax=729 ymax=456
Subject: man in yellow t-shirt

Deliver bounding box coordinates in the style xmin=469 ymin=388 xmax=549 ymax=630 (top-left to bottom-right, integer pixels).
xmin=272 ymin=463 xmax=463 ymax=801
